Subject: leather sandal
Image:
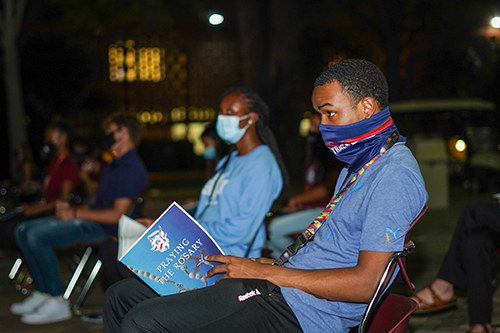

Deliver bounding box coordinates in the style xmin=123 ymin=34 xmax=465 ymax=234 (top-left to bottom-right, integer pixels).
xmin=411 ymin=285 xmax=457 ymax=315
xmin=466 ymin=324 xmax=492 ymax=333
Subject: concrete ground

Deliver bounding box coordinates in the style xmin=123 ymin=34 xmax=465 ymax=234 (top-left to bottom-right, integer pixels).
xmin=0 ymin=173 xmax=499 ymax=332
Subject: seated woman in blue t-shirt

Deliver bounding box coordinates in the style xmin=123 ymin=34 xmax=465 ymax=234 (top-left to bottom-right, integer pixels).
xmin=191 ymin=87 xmax=288 ymax=258
xmin=100 ymin=88 xmax=288 ymax=288
xmin=130 ymin=87 xmax=287 ymax=261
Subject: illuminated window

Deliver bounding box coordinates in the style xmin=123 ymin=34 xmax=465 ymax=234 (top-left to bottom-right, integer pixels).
xmin=109 ymin=40 xmax=166 ymax=82
xmin=137 ymin=111 xmax=167 ymax=125
xmin=187 ymin=122 xmax=206 ymax=156
xmin=187 ymin=122 xmax=206 ymax=143
xmin=171 ymin=123 xmax=187 ymax=141
xmin=188 ymin=107 xmax=216 ymax=121
xmin=187 ymin=122 xmax=212 ymax=156
xmin=171 ymin=107 xmax=187 ymax=122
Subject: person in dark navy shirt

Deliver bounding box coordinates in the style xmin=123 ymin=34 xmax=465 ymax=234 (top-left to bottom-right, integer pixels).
xmin=10 ymin=112 xmax=148 ymax=325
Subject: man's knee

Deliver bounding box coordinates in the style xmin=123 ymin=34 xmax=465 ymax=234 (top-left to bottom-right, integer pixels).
xmin=104 ymin=278 xmax=151 ymax=311
xmin=104 ymin=279 xmax=130 ymax=305
xmin=121 ymin=306 xmax=158 ymax=333
xmin=463 ymin=229 xmax=497 ymax=259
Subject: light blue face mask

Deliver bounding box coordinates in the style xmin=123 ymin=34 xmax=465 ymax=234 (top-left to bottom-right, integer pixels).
xmin=216 ymin=114 xmax=253 ymax=144
xmin=203 ymin=146 xmax=217 ymax=160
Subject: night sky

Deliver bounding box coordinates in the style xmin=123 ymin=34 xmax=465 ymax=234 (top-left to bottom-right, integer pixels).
xmin=1 ymin=0 xmax=500 ymax=181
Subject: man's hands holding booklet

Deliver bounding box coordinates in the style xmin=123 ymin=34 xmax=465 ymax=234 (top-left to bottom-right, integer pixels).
xmin=205 ymin=255 xmax=275 ymax=281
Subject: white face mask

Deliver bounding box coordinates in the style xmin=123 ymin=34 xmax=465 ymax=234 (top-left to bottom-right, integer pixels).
xmin=216 ymin=114 xmax=253 ymax=144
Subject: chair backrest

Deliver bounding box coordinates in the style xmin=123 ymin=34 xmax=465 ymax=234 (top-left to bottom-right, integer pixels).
xmin=365 ymin=294 xmax=418 ymax=333
xmin=396 ymin=205 xmax=428 ymax=290
xmin=356 ymin=205 xmax=427 ymax=333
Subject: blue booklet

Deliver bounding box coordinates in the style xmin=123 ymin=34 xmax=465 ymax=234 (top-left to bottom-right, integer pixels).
xmin=119 ymin=201 xmax=225 ymax=296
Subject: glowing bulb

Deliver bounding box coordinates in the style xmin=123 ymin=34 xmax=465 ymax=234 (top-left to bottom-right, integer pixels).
xmin=491 ymin=16 xmax=500 ymax=29
xmin=209 ymin=13 xmax=224 ymax=25
xmin=455 ymin=139 xmax=466 ymax=152
xmin=491 ymin=17 xmax=500 ymax=28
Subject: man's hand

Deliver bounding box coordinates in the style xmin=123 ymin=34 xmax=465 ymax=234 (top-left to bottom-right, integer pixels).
xmin=21 ymin=203 xmax=37 ymax=216
xmin=286 ymin=197 xmax=303 ymax=212
xmin=207 ymin=251 xmax=394 ymax=303
xmin=253 ymin=257 xmax=275 ymax=265
xmin=205 ymin=255 xmax=271 ymax=281
xmin=55 ymin=200 xmax=73 ymax=221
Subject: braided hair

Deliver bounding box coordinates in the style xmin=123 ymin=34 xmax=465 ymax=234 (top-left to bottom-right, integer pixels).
xmin=221 ymin=87 xmax=290 ymax=187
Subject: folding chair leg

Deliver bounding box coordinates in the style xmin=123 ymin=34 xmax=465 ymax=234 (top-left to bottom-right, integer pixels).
xmin=8 ymin=258 xmax=34 ymax=294
xmin=64 ymin=246 xmax=93 ymax=300
xmin=72 ymin=260 xmax=102 ymax=315
xmin=8 ymin=258 xmax=23 ymax=280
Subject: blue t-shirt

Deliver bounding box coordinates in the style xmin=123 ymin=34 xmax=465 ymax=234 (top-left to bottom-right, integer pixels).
xmin=92 ymin=149 xmax=149 ymax=236
xmin=195 ymin=145 xmax=283 ymax=258
xmin=281 ymin=144 xmax=428 ymax=333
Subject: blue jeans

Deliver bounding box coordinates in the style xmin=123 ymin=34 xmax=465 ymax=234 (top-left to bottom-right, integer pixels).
xmin=15 ymin=217 xmax=108 ymax=296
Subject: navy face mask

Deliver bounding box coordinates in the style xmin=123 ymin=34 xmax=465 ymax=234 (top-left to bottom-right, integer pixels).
xmin=105 ymin=132 xmax=116 ymax=150
xmin=319 ymin=107 xmax=401 ymax=172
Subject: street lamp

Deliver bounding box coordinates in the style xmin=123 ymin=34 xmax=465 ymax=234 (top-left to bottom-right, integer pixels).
xmin=208 ymin=13 xmax=224 ymax=26
xmin=491 ymin=16 xmax=500 ymax=29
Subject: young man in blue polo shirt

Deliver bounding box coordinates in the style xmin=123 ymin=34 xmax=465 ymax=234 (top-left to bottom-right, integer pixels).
xmin=103 ymin=59 xmax=428 ymax=332
xmin=10 ymin=112 xmax=148 ymax=325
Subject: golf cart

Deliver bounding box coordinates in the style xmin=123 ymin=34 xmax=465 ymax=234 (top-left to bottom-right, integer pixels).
xmin=390 ymin=98 xmax=500 ymax=195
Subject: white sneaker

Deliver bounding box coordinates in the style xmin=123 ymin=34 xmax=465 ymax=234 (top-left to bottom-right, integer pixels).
xmin=20 ymin=296 xmax=72 ymax=325
xmin=10 ymin=291 xmax=48 ymax=315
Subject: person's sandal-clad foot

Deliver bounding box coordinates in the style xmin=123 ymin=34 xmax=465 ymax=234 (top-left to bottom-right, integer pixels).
xmin=466 ymin=323 xmax=492 ymax=333
xmin=411 ymin=285 xmax=457 ymax=314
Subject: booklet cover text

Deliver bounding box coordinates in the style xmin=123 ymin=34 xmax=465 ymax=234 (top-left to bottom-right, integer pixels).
xmin=119 ymin=201 xmax=224 ymax=295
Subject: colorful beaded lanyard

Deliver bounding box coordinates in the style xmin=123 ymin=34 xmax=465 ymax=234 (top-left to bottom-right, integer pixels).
xmin=273 ymin=131 xmax=400 ymax=266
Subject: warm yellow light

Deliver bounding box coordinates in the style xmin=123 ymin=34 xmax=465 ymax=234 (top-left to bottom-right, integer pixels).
xmin=140 ymin=112 xmax=151 ymax=123
xmin=109 ymin=42 xmax=166 ymax=83
xmin=116 ymin=67 xmax=125 ymax=82
xmin=193 ymin=139 xmax=205 ymax=156
xmin=455 ymin=139 xmax=467 ymax=152
xmin=171 ymin=123 xmax=187 ymax=141
xmin=151 ymin=111 xmax=163 ymax=124
xmin=187 ymin=122 xmax=205 ymax=143
xmin=299 ymin=118 xmax=312 ymax=137
xmin=171 ymin=107 xmax=187 ymax=122
xmin=126 ymin=68 xmax=136 ymax=82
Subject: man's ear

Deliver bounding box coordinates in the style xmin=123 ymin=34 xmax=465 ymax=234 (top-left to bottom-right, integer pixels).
xmin=361 ymin=97 xmax=379 ymax=119
xmin=118 ymin=125 xmax=130 ymax=142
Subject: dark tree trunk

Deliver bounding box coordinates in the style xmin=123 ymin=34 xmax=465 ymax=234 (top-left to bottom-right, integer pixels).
xmin=1 ymin=0 xmax=28 ymax=177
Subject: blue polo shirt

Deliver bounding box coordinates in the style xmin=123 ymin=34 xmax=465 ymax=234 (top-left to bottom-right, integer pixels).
xmin=91 ymin=149 xmax=148 ymax=235
xmin=281 ymin=144 xmax=427 ymax=332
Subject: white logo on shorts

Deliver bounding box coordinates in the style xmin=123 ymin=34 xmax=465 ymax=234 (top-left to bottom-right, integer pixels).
xmin=238 ymin=288 xmax=261 ymax=302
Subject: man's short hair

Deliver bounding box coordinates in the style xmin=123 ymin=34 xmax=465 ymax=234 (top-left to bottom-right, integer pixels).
xmin=314 ymin=59 xmax=389 ymax=109
xmin=103 ymin=112 xmax=144 ymax=147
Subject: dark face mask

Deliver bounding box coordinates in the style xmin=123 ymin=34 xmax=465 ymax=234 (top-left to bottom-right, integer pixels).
xmin=73 ymin=153 xmax=85 ymax=166
xmin=105 ymin=132 xmax=116 ymax=150
xmin=39 ymin=142 xmax=56 ymax=162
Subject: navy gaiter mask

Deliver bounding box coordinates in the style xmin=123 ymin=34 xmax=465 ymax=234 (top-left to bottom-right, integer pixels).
xmin=319 ymin=107 xmax=404 ymax=172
